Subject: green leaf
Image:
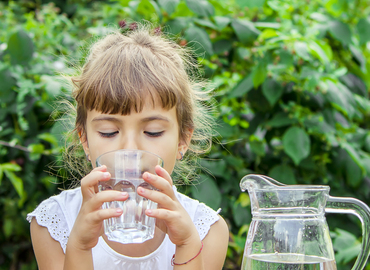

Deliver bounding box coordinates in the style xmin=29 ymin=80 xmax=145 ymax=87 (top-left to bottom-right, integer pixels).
xmin=158 ymin=0 xmax=180 ymax=15
xmin=137 ymin=0 xmax=161 ymax=19
xmin=4 ymin=170 xmax=24 ymax=200
xmin=229 ymin=74 xmax=253 ymax=98
xmin=166 ymin=17 xmax=189 ymax=35
xmin=200 ymin=159 xmax=226 ymax=177
xmin=38 ymin=133 xmax=59 ymax=147
xmin=236 ymin=193 xmax=250 ymax=208
xmin=333 ymin=228 xmax=361 ymax=264
xmin=236 ymin=0 xmax=265 ymax=8
xmin=194 ymin=18 xmax=217 ymax=30
xmin=283 ymin=127 xmax=311 ymax=166
xmin=308 ymin=40 xmax=330 ymax=65
xmin=213 ymin=39 xmax=232 ymax=55
xmin=294 ymin=41 xmax=310 ymax=61
xmin=325 ymin=80 xmax=356 ymax=119
xmin=27 ymin=143 xmax=45 ymax=160
xmin=231 ymin=19 xmax=260 ymax=44
xmin=185 ymin=0 xmax=214 ymax=17
xmin=41 ymin=75 xmax=63 ymax=97
xmin=1 ymin=163 xmax=21 ymax=172
xmin=3 ymin=218 xmax=13 ymax=238
xmin=262 ymin=79 xmax=283 ymax=106
xmin=266 ymin=112 xmax=297 ymax=128
xmin=268 ymin=164 xmax=296 ymax=185
xmin=0 ymin=68 xmax=16 ymax=93
xmin=185 ymin=26 xmax=214 ymax=57
xmin=0 ymin=165 xmax=3 ymax=185
xmin=213 ymin=16 xmax=231 ymax=31
xmin=341 ymin=142 xmax=366 ymax=178
xmin=27 ymin=143 xmax=45 ymax=154
xmin=329 ymin=20 xmax=352 ymax=46
xmin=356 ymin=17 xmax=370 ymax=45
xmin=191 ymin=175 xmax=221 ymax=210
xmin=232 ymin=201 xmax=251 ymax=227
xmin=252 ymin=61 xmax=267 ymax=87
xmin=350 ymin=45 xmax=367 ymax=72
xmin=325 ymin=0 xmax=348 ymax=17
xmin=345 ymin=152 xmax=363 ymax=188
xmin=259 ymin=29 xmax=278 ymax=40
xmin=249 ymin=140 xmax=265 ymax=156
xmin=365 ymin=133 xmax=370 ymax=153
xmin=7 ymin=29 xmax=34 ymax=65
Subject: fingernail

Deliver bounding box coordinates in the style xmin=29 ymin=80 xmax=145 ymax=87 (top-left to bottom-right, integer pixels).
xmin=116 ymin=208 xmax=123 ymax=214
xmin=146 ymin=209 xmax=152 ymax=215
xmin=103 ymin=172 xmax=110 ymax=178
xmin=121 ymin=192 xmax=128 ymax=197
xmin=145 ymin=172 xmax=151 ymax=180
xmin=138 ymin=187 xmax=145 ymax=194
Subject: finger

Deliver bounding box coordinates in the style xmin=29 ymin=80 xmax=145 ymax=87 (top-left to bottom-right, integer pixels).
xmin=81 ymin=171 xmax=111 ymax=197
xmin=137 ymin=186 xmax=175 ymax=210
xmin=92 ymin=165 xmax=107 ymax=172
xmin=143 ymin=169 xmax=173 ymax=194
xmin=91 ymin=166 xmax=109 ymax=193
xmin=155 ymin=166 xmax=173 ymax=185
xmin=89 ymin=207 xmax=124 ymax=224
xmin=145 ymin=208 xmax=179 ymax=221
xmin=91 ymin=190 xmax=129 ymax=209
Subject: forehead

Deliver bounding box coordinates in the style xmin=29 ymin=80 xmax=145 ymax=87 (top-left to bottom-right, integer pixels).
xmin=86 ymin=101 xmax=178 ymax=125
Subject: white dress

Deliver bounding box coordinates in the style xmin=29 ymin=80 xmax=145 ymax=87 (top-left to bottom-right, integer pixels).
xmin=27 ymin=186 xmax=220 ymax=270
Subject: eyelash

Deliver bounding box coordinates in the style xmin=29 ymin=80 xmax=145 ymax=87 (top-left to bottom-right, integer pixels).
xmin=99 ymin=131 xmax=164 ymax=138
xmin=144 ymin=131 xmax=164 ymax=137
xmin=99 ymin=131 xmax=118 ymax=138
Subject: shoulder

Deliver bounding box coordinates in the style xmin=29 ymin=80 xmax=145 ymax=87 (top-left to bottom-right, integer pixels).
xmin=27 ymin=187 xmax=82 ymax=253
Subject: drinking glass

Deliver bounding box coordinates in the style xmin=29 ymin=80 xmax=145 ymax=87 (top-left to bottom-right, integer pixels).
xmin=96 ymin=149 xmax=164 ymax=244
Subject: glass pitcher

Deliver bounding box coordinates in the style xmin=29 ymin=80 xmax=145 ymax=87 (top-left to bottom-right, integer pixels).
xmin=239 ymin=174 xmax=370 ymax=270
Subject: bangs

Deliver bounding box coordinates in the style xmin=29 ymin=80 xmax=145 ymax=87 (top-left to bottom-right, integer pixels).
xmin=73 ymin=36 xmax=189 ymax=115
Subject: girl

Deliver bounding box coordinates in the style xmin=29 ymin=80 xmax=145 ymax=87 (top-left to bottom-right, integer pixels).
xmin=27 ymin=24 xmax=229 ymax=270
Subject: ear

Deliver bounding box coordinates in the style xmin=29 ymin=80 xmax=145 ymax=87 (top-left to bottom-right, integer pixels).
xmin=79 ymin=130 xmax=90 ymax=159
xmin=177 ymin=128 xmax=194 ymax=160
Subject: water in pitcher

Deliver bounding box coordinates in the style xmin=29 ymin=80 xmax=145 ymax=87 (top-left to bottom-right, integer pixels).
xmin=242 ymin=253 xmax=337 ymax=270
xmin=99 ymin=178 xmax=157 ymax=243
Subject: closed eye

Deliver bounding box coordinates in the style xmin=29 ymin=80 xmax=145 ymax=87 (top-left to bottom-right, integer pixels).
xmin=99 ymin=131 xmax=119 ymax=138
xmin=144 ymin=131 xmax=164 ymax=137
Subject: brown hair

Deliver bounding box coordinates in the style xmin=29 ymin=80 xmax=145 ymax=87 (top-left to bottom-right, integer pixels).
xmin=65 ymin=24 xmax=215 ymax=183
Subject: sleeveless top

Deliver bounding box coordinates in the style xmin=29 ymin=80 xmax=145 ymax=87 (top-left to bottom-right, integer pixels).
xmin=27 ymin=186 xmax=220 ymax=270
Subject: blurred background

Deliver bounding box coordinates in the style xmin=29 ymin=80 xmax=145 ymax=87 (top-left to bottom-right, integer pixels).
xmin=1 ymin=0 xmax=370 ymax=269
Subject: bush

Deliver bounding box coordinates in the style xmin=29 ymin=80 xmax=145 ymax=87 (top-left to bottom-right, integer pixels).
xmin=1 ymin=0 xmax=370 ymax=269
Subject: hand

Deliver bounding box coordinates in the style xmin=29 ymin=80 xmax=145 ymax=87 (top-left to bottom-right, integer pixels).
xmin=68 ymin=166 xmax=128 ymax=251
xmin=137 ymin=166 xmax=200 ymax=247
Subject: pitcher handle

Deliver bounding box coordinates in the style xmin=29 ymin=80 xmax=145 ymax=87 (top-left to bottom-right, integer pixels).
xmin=326 ymin=196 xmax=370 ymax=270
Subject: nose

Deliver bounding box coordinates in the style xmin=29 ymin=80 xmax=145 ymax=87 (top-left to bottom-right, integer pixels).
xmin=120 ymin=134 xmax=139 ymax=150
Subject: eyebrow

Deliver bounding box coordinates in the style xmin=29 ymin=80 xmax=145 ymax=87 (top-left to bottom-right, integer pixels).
xmin=91 ymin=115 xmax=170 ymax=123
xmin=91 ymin=116 xmax=122 ymax=123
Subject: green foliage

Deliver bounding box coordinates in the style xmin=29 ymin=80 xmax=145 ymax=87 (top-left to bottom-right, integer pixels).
xmin=1 ymin=0 xmax=370 ymax=269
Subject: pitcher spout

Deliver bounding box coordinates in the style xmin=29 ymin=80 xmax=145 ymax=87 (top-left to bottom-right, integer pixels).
xmin=240 ymin=174 xmax=285 ymax=192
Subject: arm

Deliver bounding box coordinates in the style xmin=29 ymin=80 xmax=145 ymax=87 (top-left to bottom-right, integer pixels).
xmin=201 ymin=216 xmax=229 ymax=270
xmin=31 ymin=166 xmax=127 ymax=270
xmin=30 ymin=219 xmax=65 ymax=270
xmin=63 ymin=166 xmax=127 ymax=270
xmin=171 ymin=216 xmax=229 ymax=270
xmin=139 ymin=166 xmax=229 ymax=270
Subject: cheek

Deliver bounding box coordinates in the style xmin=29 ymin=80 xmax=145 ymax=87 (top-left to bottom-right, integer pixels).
xmin=156 ymin=144 xmax=178 ymax=175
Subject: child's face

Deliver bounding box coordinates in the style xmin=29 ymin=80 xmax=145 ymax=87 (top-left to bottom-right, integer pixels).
xmin=81 ymin=99 xmax=190 ymax=174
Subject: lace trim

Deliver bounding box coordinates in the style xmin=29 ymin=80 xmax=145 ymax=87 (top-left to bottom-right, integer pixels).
xmin=27 ymin=200 xmax=69 ymax=253
xmin=193 ymin=203 xmax=220 ymax=240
